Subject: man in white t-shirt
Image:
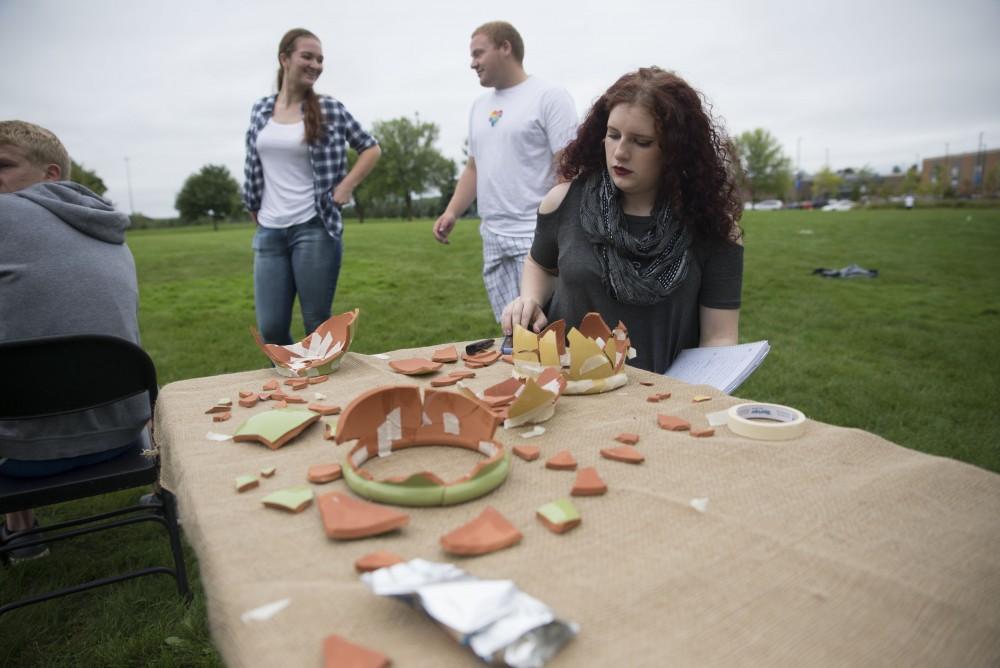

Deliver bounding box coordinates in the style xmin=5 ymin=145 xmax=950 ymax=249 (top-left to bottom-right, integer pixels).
xmin=433 ymin=21 xmax=577 ymax=322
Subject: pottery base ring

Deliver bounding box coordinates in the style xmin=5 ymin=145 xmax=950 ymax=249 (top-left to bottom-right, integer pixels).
xmin=343 ymin=437 xmax=511 ymax=507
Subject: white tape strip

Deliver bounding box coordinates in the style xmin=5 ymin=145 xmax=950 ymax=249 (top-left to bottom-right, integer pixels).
xmin=377 ymin=407 xmax=402 ymax=457
xmin=442 ymin=412 xmax=460 ymax=435
xmin=724 ymin=403 xmax=807 ymax=441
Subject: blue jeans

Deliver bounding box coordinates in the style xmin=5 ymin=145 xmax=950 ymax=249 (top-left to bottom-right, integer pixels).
xmin=253 ymin=217 xmax=343 ymax=345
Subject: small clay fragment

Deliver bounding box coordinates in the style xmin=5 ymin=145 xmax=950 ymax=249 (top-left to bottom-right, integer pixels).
xmin=692 ymin=394 xmax=712 ymax=403
xmin=261 ymin=485 xmax=314 ymax=512
xmin=430 ymin=375 xmax=462 ymax=387
xmin=322 ymin=634 xmax=390 ymax=668
xmin=238 ymin=394 xmax=259 ymax=408
xmin=600 ymin=445 xmax=645 ymax=464
xmin=284 ymin=394 xmax=307 ymax=404
xmin=317 ymin=491 xmax=409 ymax=539
xmin=235 ymin=475 xmax=259 ymax=493
xmin=260 ymin=466 xmax=277 ymax=478
xmin=537 ymin=499 xmax=582 ymax=534
xmin=690 ymin=427 xmax=715 ymax=438
xmin=388 ymin=358 xmax=443 ymax=375
xmin=464 ymin=349 xmax=501 ymax=366
xmin=308 ymin=375 xmax=329 ymax=384
xmin=512 ymin=445 xmax=541 ymax=462
xmin=213 ymin=412 xmax=232 ymax=423
xmin=447 ymin=369 xmax=476 ymax=380
xmin=614 ymin=432 xmax=639 ymax=445
xmin=262 ymin=379 xmax=279 ymax=391
xmin=639 ymin=381 xmax=655 ymax=387
xmin=308 ymin=403 xmax=341 ymax=416
xmin=501 ymin=354 xmax=513 ymax=364
xmin=440 ymin=506 xmax=522 ymax=556
xmin=238 ymin=390 xmax=255 ymax=399
xmin=354 ymin=550 xmax=405 ymax=573
xmin=572 ymin=467 xmax=607 ymax=496
xmin=307 ymin=463 xmax=343 ymax=484
xmin=545 ymin=449 xmax=577 ymax=471
xmin=431 ymin=345 xmax=459 ymax=364
xmin=657 ymin=415 xmax=690 ymax=431
xmin=270 ymin=391 xmax=287 ymax=401
xmin=205 ymin=400 xmax=232 ymax=414
xmin=272 ymin=400 xmax=289 ymax=409
xmin=258 ymin=392 xmax=273 ymax=401
xmin=646 ymin=395 xmax=661 ymax=403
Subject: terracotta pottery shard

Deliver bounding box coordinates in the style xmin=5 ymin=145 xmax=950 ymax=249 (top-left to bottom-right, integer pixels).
xmin=639 ymin=380 xmax=655 ymax=387
xmin=600 ymin=445 xmax=645 ymax=464
xmin=317 ymin=491 xmax=409 ymax=540
xmin=657 ymin=415 xmax=690 ymax=431
xmin=646 ymin=395 xmax=661 ymax=403
xmin=308 ymin=403 xmax=341 ymax=416
xmin=284 ymin=394 xmax=307 ymax=404
xmin=464 ymin=349 xmax=501 ymax=366
xmin=308 ymin=463 xmax=343 ymax=484
xmin=537 ymin=499 xmax=582 ymax=534
xmin=233 ymin=409 xmax=320 ymax=450
xmin=270 ymin=391 xmax=287 ymax=401
xmin=690 ymin=427 xmax=715 ymax=438
xmin=258 ymin=392 xmax=273 ymax=401
xmin=235 ymin=475 xmax=259 ymax=493
xmin=447 ymin=369 xmax=476 ymax=380
xmin=464 ymin=361 xmax=484 ymax=369
xmin=614 ymin=432 xmax=639 ymax=445
xmin=657 ymin=392 xmax=672 ymax=401
xmin=262 ymin=379 xmax=279 ymax=391
xmin=308 ymin=375 xmax=329 ymax=384
xmin=501 ymin=354 xmax=513 ymax=364
xmin=512 ymin=445 xmax=541 ymax=462
xmin=238 ymin=390 xmax=255 ymax=399
xmin=572 ymin=467 xmax=607 ymax=496
xmin=272 ymin=400 xmax=289 ymax=409
xmin=354 ymin=550 xmax=405 ymax=574
xmin=205 ymin=402 xmax=231 ymax=414
xmin=431 ymin=345 xmax=459 ymax=364
xmin=322 ymin=634 xmax=390 ymax=668
xmin=440 ymin=506 xmax=522 ymax=556
xmin=388 ymin=358 xmax=443 ymax=375
xmin=261 ymin=485 xmax=314 ymax=513
xmin=430 ymin=375 xmax=462 ymax=387
xmin=238 ymin=394 xmax=259 ymax=409
xmin=545 ymin=449 xmax=577 ymax=471
xmin=260 ymin=467 xmax=277 ymax=478
xmin=213 ymin=412 xmax=232 ymax=423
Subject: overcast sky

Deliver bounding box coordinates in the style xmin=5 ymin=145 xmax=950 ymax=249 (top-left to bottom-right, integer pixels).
xmin=3 ymin=0 xmax=998 ymax=217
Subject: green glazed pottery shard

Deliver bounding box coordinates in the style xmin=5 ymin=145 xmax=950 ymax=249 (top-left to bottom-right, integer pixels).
xmin=235 ymin=475 xmax=259 ymax=493
xmin=261 ymin=485 xmax=314 ymax=513
xmin=233 ymin=409 xmax=320 ymax=450
xmin=536 ymin=498 xmax=582 ymax=534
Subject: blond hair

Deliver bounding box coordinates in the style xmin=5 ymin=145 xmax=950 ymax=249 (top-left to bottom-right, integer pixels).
xmin=472 ymin=21 xmax=524 ymax=64
xmin=0 ymin=120 xmax=71 ymax=178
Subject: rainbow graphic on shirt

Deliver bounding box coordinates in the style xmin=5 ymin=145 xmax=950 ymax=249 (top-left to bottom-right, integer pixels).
xmin=488 ymin=109 xmax=503 ymax=127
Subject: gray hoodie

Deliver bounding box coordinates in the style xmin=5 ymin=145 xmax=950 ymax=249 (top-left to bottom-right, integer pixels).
xmin=0 ymin=181 xmax=148 ymax=460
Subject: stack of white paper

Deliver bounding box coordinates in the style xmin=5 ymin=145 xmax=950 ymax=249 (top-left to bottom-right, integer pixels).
xmin=663 ymin=340 xmax=770 ymax=394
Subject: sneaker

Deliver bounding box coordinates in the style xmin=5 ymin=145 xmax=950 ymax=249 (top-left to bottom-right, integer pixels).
xmin=1 ymin=520 xmax=50 ymax=564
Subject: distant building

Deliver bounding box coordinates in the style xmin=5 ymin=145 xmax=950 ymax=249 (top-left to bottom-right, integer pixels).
xmin=922 ymin=148 xmax=1000 ymax=196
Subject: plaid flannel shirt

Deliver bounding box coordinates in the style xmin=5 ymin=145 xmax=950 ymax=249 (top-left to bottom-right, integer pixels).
xmin=243 ymin=94 xmax=378 ymax=238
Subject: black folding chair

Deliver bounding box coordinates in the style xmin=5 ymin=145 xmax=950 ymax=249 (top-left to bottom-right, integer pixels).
xmin=0 ymin=334 xmax=190 ymax=615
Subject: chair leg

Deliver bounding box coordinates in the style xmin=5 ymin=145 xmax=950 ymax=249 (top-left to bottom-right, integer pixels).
xmin=159 ymin=489 xmax=191 ymax=601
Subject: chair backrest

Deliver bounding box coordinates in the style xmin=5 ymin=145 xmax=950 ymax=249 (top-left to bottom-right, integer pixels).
xmin=0 ymin=334 xmax=157 ymax=420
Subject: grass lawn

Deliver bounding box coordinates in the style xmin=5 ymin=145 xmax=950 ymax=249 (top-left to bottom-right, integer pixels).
xmin=3 ymin=208 xmax=998 ymax=665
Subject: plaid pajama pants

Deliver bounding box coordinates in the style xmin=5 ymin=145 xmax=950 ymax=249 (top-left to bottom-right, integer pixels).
xmin=480 ymin=224 xmax=534 ymax=322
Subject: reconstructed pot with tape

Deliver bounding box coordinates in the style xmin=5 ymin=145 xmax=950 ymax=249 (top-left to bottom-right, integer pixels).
xmin=334 ymin=385 xmax=511 ymax=506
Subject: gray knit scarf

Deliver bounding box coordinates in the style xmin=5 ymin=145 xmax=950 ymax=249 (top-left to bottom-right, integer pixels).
xmin=578 ymin=170 xmax=691 ymax=306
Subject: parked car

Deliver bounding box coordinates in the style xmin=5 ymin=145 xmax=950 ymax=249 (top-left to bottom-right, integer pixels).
xmin=753 ymin=199 xmax=783 ymax=211
xmin=821 ymin=199 xmax=855 ymax=211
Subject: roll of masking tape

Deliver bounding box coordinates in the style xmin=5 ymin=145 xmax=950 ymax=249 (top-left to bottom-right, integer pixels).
xmin=724 ymin=403 xmax=807 ymax=441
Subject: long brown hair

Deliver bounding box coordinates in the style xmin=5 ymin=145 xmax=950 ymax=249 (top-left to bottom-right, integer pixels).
xmin=560 ymin=67 xmax=742 ymax=243
xmin=276 ymin=28 xmax=324 ymax=145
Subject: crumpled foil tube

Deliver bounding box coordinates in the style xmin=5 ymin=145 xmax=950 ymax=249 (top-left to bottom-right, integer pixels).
xmin=361 ymin=559 xmax=578 ymax=667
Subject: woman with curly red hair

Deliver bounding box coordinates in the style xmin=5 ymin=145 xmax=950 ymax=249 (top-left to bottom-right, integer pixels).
xmin=501 ymin=67 xmax=744 ymax=373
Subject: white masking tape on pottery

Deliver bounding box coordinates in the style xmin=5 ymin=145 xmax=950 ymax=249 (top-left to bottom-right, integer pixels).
xmin=725 ymin=403 xmax=807 ymax=441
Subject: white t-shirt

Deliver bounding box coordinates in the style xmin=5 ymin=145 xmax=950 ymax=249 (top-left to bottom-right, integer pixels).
xmin=257 ymin=119 xmax=316 ymax=228
xmin=469 ymin=76 xmax=577 ymax=237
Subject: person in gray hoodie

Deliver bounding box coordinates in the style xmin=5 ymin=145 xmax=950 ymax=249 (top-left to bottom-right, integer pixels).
xmin=0 ymin=120 xmax=147 ymax=561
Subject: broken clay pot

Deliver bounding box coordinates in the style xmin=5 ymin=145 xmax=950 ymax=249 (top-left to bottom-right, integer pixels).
xmin=440 ymin=506 xmax=522 ymax=556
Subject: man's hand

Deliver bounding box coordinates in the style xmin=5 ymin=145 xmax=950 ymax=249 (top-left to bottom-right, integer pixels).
xmin=501 ymin=297 xmax=548 ymax=336
xmin=433 ymin=212 xmax=456 ymax=244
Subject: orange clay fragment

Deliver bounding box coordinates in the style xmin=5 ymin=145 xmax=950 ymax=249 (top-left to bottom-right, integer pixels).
xmin=657 ymin=415 xmax=690 ymax=431
xmin=501 ymin=354 xmax=513 ymax=364
xmin=238 ymin=390 xmax=255 ymax=399
xmin=284 ymin=394 xmax=306 ymax=404
xmin=614 ymin=432 xmax=639 ymax=445
xmin=388 ymin=358 xmax=443 ymax=375
xmin=545 ymin=449 xmax=577 ymax=471
xmin=354 ymin=550 xmax=405 ymax=573
xmin=239 ymin=394 xmax=259 ymax=408
xmin=690 ymin=427 xmax=715 ymax=438
xmin=447 ymin=369 xmax=476 ymax=380
xmin=322 ymin=634 xmax=390 ymax=668
xmin=639 ymin=381 xmax=655 ymax=386
xmin=600 ymin=445 xmax=645 ymax=464
xmin=272 ymin=400 xmax=288 ymax=409
xmin=262 ymin=379 xmax=279 ymax=391
xmin=430 ymin=375 xmax=462 ymax=387
xmin=318 ymin=491 xmax=409 ymax=540
xmin=646 ymin=395 xmax=661 ymax=403
xmin=512 ymin=445 xmax=541 ymax=462
xmin=213 ymin=412 xmax=231 ymax=423
xmin=308 ymin=375 xmax=329 ymax=384
xmin=572 ymin=467 xmax=607 ymax=496
xmin=431 ymin=345 xmax=459 ymax=363
xmin=440 ymin=506 xmax=522 ymax=556
xmin=307 ymin=463 xmax=343 ymax=484
xmin=308 ymin=403 xmax=341 ymax=416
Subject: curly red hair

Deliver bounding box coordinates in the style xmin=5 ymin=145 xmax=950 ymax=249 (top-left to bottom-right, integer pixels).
xmin=560 ymin=67 xmax=742 ymax=243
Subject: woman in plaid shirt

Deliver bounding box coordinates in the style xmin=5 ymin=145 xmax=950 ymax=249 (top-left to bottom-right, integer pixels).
xmin=243 ymin=28 xmax=381 ymax=344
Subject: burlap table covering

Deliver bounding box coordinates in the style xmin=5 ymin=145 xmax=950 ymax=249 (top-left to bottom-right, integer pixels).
xmin=154 ymin=343 xmax=1000 ymax=667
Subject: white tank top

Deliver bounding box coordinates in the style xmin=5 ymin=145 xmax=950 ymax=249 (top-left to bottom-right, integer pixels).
xmin=257 ymin=119 xmax=316 ymax=228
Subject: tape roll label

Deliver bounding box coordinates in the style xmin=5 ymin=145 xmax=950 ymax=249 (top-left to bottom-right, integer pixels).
xmin=726 ymin=403 xmax=807 ymax=441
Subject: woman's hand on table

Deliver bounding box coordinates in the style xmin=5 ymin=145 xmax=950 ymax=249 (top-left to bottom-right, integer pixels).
xmin=501 ymin=296 xmax=548 ymax=335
